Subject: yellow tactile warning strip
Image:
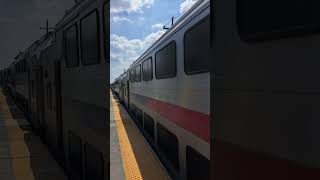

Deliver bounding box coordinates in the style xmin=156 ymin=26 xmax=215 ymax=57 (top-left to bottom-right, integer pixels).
xmin=110 ymin=91 xmax=171 ymax=180
xmin=0 ymin=89 xmax=67 ymax=180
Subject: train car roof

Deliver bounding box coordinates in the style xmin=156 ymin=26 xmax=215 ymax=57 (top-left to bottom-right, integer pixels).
xmin=127 ymin=0 xmax=209 ymax=70
xmin=29 ymin=32 xmax=54 ymax=60
xmin=114 ymin=0 xmax=209 ymax=81
xmin=55 ymin=0 xmax=96 ymax=30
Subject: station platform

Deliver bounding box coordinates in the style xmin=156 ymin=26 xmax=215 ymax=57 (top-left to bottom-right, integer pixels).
xmin=0 ymin=89 xmax=67 ymax=180
xmin=110 ymin=91 xmax=170 ymax=180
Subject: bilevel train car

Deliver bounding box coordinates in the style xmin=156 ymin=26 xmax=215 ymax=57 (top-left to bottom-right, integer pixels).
xmin=111 ymin=72 xmax=126 ymax=100
xmin=112 ymin=0 xmax=210 ymax=179
xmin=12 ymin=52 xmax=29 ymax=112
xmin=211 ymin=0 xmax=320 ymax=179
xmin=0 ymin=0 xmax=110 ymax=180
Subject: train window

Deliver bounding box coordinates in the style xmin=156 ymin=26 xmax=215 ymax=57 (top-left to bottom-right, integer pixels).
xmin=186 ymin=146 xmax=209 ymax=180
xmin=49 ymin=84 xmax=52 ymax=110
xmin=130 ymin=69 xmax=135 ymax=83
xmin=84 ymin=143 xmax=104 ymax=180
xmin=23 ymin=59 xmax=26 ymax=72
xmin=184 ymin=15 xmax=210 ymax=74
xmin=80 ymin=10 xmax=100 ymax=65
xmin=103 ymin=2 xmax=110 ymax=62
xmin=56 ymin=29 xmax=64 ymax=59
xmin=135 ymin=65 xmax=141 ymax=82
xmin=157 ymin=123 xmax=179 ymax=170
xmin=136 ymin=107 xmax=143 ymax=127
xmin=68 ymin=132 xmax=83 ymax=180
xmin=65 ymin=24 xmax=79 ymax=67
xmin=155 ymin=41 xmax=176 ymax=79
xmin=46 ymin=84 xmax=49 ymax=109
xmin=142 ymin=57 xmax=153 ymax=81
xmin=143 ymin=112 xmax=154 ymax=140
xmin=130 ymin=104 xmax=135 ymax=119
xmin=31 ymin=80 xmax=35 ymax=98
xmin=237 ymin=0 xmax=320 ymax=41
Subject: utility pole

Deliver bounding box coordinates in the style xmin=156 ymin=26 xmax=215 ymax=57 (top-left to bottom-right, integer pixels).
xmin=40 ymin=19 xmax=55 ymax=35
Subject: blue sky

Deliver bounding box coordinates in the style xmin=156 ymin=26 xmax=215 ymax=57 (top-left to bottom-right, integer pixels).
xmin=110 ymin=0 xmax=199 ymax=82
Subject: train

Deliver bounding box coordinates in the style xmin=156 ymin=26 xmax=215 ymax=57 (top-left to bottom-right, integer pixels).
xmin=0 ymin=0 xmax=109 ymax=180
xmin=211 ymin=0 xmax=320 ymax=179
xmin=111 ymin=0 xmax=210 ymax=179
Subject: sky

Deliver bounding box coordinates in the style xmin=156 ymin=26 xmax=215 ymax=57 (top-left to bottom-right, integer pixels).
xmin=0 ymin=0 xmax=74 ymax=69
xmin=110 ymin=0 xmax=199 ymax=82
xmin=0 ymin=0 xmax=199 ymax=78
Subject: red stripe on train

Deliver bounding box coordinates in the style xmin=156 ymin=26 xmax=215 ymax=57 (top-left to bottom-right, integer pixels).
xmin=133 ymin=93 xmax=210 ymax=143
xmin=212 ymin=139 xmax=320 ymax=180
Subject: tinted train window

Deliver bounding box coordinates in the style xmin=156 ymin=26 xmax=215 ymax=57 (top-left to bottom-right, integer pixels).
xmin=80 ymin=10 xmax=100 ymax=65
xmin=130 ymin=69 xmax=135 ymax=83
xmin=131 ymin=104 xmax=136 ymax=119
xmin=46 ymin=84 xmax=50 ymax=109
xmin=155 ymin=41 xmax=176 ymax=79
xmin=135 ymin=65 xmax=141 ymax=82
xmin=23 ymin=59 xmax=27 ymax=72
xmin=56 ymin=29 xmax=64 ymax=59
xmin=142 ymin=58 xmax=153 ymax=81
xmin=136 ymin=107 xmax=143 ymax=126
xmin=238 ymin=0 xmax=320 ymax=41
xmin=104 ymin=2 xmax=110 ymax=62
xmin=186 ymin=146 xmax=209 ymax=180
xmin=157 ymin=123 xmax=179 ymax=170
xmin=31 ymin=80 xmax=35 ymax=98
xmin=65 ymin=25 xmax=79 ymax=67
xmin=143 ymin=112 xmax=154 ymax=140
xmin=69 ymin=132 xmax=83 ymax=180
xmin=49 ymin=84 xmax=52 ymax=110
xmin=84 ymin=143 xmax=104 ymax=180
xmin=184 ymin=16 xmax=210 ymax=74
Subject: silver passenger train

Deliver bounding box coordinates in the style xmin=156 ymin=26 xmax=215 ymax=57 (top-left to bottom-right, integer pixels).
xmin=0 ymin=0 xmax=109 ymax=180
xmin=211 ymin=0 xmax=320 ymax=179
xmin=111 ymin=0 xmax=210 ymax=179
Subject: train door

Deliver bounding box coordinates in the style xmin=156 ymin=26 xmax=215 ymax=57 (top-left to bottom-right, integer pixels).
xmin=54 ymin=61 xmax=64 ymax=155
xmin=127 ymin=81 xmax=130 ymax=110
xmin=35 ymin=67 xmax=45 ymax=137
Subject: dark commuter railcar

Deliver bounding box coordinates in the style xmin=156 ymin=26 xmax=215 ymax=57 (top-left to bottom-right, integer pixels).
xmin=54 ymin=0 xmax=109 ymax=179
xmin=0 ymin=0 xmax=109 ymax=180
xmin=212 ymin=0 xmax=320 ymax=179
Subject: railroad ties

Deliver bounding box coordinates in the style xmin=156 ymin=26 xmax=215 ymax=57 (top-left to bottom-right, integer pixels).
xmin=0 ymin=88 xmax=67 ymax=180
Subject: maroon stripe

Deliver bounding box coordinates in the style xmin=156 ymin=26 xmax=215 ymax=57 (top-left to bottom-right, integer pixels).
xmin=212 ymin=139 xmax=320 ymax=180
xmin=133 ymin=93 xmax=210 ymax=143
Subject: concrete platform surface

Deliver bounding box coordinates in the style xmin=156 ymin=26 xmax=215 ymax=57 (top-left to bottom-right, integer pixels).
xmin=0 ymin=89 xmax=68 ymax=180
xmin=110 ymin=91 xmax=171 ymax=180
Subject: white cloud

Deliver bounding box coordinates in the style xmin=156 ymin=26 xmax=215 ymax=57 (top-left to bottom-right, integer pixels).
xmin=111 ymin=0 xmax=155 ymax=14
xmin=151 ymin=23 xmax=163 ymax=29
xmin=180 ymin=0 xmax=198 ymax=14
xmin=110 ymin=29 xmax=166 ymax=82
xmin=138 ymin=17 xmax=145 ymax=21
xmin=112 ymin=16 xmax=132 ymax=23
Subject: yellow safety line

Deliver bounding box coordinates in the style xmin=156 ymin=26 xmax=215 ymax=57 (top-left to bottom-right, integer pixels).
xmin=110 ymin=92 xmax=170 ymax=180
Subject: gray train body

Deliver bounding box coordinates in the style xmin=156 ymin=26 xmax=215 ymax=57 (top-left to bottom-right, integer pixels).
xmin=112 ymin=0 xmax=210 ymax=179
